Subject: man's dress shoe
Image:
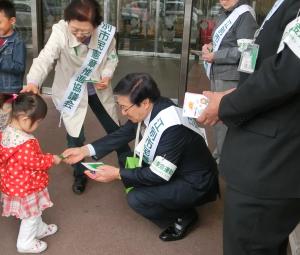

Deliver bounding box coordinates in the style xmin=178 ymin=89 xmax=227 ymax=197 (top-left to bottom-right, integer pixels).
xmin=72 ymin=176 xmax=87 ymax=194
xmin=159 ymin=212 xmax=198 ymax=241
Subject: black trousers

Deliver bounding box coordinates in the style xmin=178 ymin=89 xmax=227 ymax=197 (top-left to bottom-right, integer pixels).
xmin=127 ymin=177 xmax=218 ymax=228
xmin=224 ymin=187 xmax=300 ymax=255
xmin=67 ymin=94 xmax=131 ymax=178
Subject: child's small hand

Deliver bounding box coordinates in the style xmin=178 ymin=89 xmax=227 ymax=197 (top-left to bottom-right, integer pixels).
xmin=53 ymin=155 xmax=62 ymax=165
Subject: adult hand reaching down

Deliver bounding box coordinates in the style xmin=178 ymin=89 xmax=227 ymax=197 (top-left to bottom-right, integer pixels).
xmin=21 ymin=83 xmax=40 ymax=94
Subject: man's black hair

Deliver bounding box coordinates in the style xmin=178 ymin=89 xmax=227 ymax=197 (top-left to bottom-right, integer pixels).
xmin=0 ymin=0 xmax=16 ymax=18
xmin=113 ymin=73 xmax=161 ymax=106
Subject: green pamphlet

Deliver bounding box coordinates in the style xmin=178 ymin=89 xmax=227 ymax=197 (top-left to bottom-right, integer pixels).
xmin=81 ymin=162 xmax=104 ymax=174
xmin=84 ymin=79 xmax=100 ymax=83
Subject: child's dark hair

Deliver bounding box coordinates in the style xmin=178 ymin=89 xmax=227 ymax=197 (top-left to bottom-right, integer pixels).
xmin=12 ymin=93 xmax=47 ymax=126
xmin=0 ymin=0 xmax=16 ymax=19
xmin=0 ymin=93 xmax=13 ymax=108
xmin=64 ymin=0 xmax=102 ymax=27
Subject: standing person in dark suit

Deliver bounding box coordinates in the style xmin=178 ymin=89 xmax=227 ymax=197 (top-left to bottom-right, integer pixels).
xmin=63 ymin=73 xmax=219 ymax=241
xmin=197 ymin=0 xmax=300 ymax=254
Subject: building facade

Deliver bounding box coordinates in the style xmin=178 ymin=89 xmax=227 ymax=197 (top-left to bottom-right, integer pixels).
xmin=13 ymin=0 xmax=276 ymax=102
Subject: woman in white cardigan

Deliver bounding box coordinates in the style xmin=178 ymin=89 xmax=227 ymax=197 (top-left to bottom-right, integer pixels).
xmin=22 ymin=0 xmax=130 ymax=194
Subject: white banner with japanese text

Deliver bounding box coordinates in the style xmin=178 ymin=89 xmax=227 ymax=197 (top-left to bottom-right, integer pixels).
xmin=60 ymin=23 xmax=115 ymax=116
xmin=204 ymin=5 xmax=255 ymax=78
xmin=135 ymin=106 xmax=207 ymax=164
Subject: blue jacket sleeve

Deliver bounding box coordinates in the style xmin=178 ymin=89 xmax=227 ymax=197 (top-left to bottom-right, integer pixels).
xmin=0 ymin=40 xmax=26 ymax=74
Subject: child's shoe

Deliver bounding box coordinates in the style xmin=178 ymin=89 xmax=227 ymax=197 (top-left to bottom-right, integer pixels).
xmin=17 ymin=239 xmax=47 ymax=253
xmin=36 ymin=224 xmax=58 ymax=239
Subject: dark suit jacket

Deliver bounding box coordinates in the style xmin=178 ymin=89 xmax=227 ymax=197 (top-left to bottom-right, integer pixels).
xmin=92 ymin=97 xmax=217 ymax=197
xmin=219 ymin=0 xmax=300 ymax=198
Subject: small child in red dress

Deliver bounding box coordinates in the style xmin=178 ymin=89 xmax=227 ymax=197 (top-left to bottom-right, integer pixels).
xmin=0 ymin=92 xmax=61 ymax=253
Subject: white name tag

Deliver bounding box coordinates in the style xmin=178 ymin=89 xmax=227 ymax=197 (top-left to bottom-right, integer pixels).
xmin=150 ymin=156 xmax=177 ymax=181
xmin=238 ymin=43 xmax=259 ymax=73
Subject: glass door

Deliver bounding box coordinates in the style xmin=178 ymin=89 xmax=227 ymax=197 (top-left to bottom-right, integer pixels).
xmin=105 ymin=0 xmax=185 ymax=99
xmin=41 ymin=0 xmax=70 ymax=44
xmin=115 ymin=0 xmax=185 ymax=57
xmin=13 ymin=0 xmax=33 ymax=47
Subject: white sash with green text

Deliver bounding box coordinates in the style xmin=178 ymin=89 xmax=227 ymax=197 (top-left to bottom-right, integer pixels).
xmin=60 ymin=23 xmax=115 ymax=116
xmin=277 ymin=16 xmax=300 ymax=59
xmin=135 ymin=106 xmax=207 ymax=164
xmin=204 ymin=5 xmax=255 ymax=79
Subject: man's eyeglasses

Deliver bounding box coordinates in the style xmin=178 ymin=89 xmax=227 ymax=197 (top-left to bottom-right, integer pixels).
xmin=118 ymin=103 xmax=135 ymax=113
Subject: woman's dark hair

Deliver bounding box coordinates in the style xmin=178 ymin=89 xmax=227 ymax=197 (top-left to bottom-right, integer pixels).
xmin=0 ymin=93 xmax=13 ymax=108
xmin=64 ymin=0 xmax=102 ymax=27
xmin=0 ymin=0 xmax=16 ymax=19
xmin=12 ymin=92 xmax=47 ymax=126
xmin=113 ymin=73 xmax=161 ymax=106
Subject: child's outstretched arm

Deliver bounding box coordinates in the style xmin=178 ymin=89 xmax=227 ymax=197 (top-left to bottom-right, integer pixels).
xmin=21 ymin=139 xmax=56 ymax=171
xmin=53 ymin=155 xmax=62 ymax=165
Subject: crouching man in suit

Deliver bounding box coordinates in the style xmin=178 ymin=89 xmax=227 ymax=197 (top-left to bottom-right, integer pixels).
xmin=63 ymin=73 xmax=219 ymax=241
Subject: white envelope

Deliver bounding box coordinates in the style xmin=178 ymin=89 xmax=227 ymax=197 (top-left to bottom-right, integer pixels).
xmin=183 ymin=92 xmax=209 ymax=118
